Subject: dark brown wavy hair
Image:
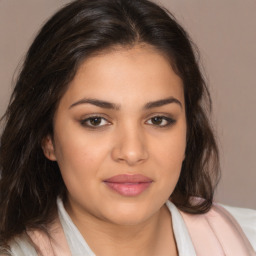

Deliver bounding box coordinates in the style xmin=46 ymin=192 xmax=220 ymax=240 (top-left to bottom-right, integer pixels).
xmin=0 ymin=0 xmax=219 ymax=244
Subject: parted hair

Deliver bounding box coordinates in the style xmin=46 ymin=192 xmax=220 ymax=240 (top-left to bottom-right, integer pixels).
xmin=0 ymin=0 xmax=219 ymax=244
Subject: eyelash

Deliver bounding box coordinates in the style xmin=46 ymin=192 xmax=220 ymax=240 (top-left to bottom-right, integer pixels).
xmin=80 ymin=115 xmax=176 ymax=129
xmin=145 ymin=116 xmax=176 ymax=127
xmin=80 ymin=115 xmax=111 ymax=129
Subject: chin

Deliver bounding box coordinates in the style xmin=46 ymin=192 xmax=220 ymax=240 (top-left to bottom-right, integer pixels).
xmin=108 ymin=214 xmax=150 ymax=226
xmin=102 ymin=201 xmax=158 ymax=226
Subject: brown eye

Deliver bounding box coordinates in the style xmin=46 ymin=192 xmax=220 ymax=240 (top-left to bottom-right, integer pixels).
xmin=151 ymin=116 xmax=164 ymax=125
xmin=89 ymin=117 xmax=103 ymax=126
xmin=146 ymin=116 xmax=176 ymax=127
xmin=80 ymin=116 xmax=110 ymax=128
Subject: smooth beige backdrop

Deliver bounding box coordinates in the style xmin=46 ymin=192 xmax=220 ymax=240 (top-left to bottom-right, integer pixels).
xmin=0 ymin=0 xmax=255 ymax=209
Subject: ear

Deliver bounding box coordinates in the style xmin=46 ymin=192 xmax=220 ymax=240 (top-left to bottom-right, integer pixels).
xmin=41 ymin=135 xmax=57 ymax=161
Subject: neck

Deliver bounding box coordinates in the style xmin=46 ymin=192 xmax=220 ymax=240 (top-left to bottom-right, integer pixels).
xmin=65 ymin=201 xmax=177 ymax=256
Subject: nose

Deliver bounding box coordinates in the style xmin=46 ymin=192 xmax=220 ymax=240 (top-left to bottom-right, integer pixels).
xmin=111 ymin=125 xmax=149 ymax=166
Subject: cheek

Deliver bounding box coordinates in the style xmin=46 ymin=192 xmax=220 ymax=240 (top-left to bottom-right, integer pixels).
xmin=154 ymin=128 xmax=186 ymax=166
xmin=52 ymin=127 xmax=114 ymax=189
xmin=151 ymin=127 xmax=186 ymax=188
xmin=53 ymin=137 xmax=103 ymax=205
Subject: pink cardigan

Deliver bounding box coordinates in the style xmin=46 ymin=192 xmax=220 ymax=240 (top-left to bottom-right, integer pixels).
xmin=180 ymin=204 xmax=255 ymax=255
xmin=28 ymin=204 xmax=256 ymax=256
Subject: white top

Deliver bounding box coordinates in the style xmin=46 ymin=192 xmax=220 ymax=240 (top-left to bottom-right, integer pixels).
xmin=57 ymin=198 xmax=256 ymax=256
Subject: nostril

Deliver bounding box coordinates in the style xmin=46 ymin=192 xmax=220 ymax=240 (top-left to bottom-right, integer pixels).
xmin=111 ymin=140 xmax=149 ymax=165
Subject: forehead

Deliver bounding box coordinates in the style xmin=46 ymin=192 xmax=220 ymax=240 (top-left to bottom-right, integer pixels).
xmin=59 ymin=44 xmax=184 ymax=108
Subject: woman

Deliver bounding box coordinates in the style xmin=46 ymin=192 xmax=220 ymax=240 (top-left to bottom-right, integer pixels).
xmin=0 ymin=0 xmax=255 ymax=255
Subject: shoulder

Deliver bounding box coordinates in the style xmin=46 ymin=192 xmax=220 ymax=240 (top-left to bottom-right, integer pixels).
xmin=27 ymin=216 xmax=71 ymax=256
xmin=180 ymin=202 xmax=256 ymax=255
xmin=221 ymin=204 xmax=256 ymax=251
xmin=1 ymin=215 xmax=71 ymax=256
xmin=0 ymin=233 xmax=37 ymax=256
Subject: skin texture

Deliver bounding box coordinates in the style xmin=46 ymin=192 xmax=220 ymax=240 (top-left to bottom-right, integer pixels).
xmin=42 ymin=44 xmax=186 ymax=256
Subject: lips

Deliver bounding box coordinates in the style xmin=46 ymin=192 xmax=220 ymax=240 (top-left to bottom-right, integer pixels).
xmin=103 ymin=174 xmax=153 ymax=196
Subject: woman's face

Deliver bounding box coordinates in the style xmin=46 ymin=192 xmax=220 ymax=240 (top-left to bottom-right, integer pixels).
xmin=43 ymin=44 xmax=186 ymax=225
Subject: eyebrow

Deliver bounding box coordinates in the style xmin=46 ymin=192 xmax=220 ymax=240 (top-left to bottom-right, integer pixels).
xmin=144 ymin=97 xmax=182 ymax=109
xmin=69 ymin=96 xmax=182 ymax=110
xmin=69 ymin=98 xmax=120 ymax=110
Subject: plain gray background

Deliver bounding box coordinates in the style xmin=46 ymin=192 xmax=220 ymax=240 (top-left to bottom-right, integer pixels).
xmin=0 ymin=0 xmax=255 ymax=209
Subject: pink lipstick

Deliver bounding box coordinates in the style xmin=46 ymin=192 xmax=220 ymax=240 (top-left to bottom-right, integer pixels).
xmin=103 ymin=174 xmax=153 ymax=196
